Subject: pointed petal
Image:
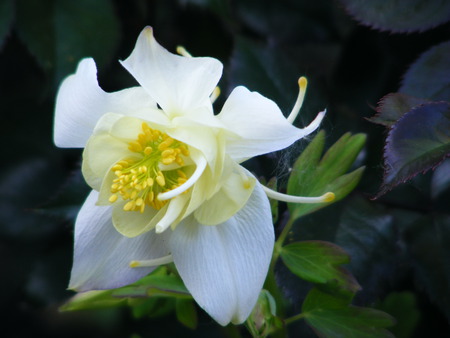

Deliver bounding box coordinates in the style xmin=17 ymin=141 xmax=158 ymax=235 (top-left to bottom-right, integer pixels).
xmin=120 ymin=27 xmax=223 ymax=115
xmin=170 ymin=183 xmax=274 ymax=325
xmin=69 ymin=190 xmax=171 ymax=292
xmin=54 ymin=58 xmax=155 ymax=148
xmin=218 ymin=86 xmax=324 ymax=160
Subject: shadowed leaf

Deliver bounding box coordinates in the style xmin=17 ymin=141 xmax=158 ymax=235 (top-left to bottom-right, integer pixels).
xmin=281 ymin=241 xmax=361 ymax=295
xmin=368 ymin=93 xmax=428 ymax=127
xmin=340 ymin=0 xmax=450 ymax=33
xmin=379 ymin=102 xmax=450 ymax=196
xmin=16 ymin=0 xmax=120 ymax=84
xmin=302 ymin=288 xmax=395 ymax=338
xmin=400 ymin=41 xmax=450 ymax=101
xmin=0 ymin=0 xmax=13 ymax=49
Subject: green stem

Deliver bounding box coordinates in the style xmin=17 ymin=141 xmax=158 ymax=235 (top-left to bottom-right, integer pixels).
xmin=284 ymin=312 xmax=306 ymax=326
xmin=272 ymin=216 xmax=295 ymax=265
xmin=261 ymin=216 xmax=297 ymax=337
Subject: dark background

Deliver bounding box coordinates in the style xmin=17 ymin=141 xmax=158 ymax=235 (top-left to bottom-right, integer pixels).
xmin=0 ymin=0 xmax=448 ymax=337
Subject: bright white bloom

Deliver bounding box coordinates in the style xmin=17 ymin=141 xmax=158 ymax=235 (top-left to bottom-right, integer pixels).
xmin=54 ymin=27 xmax=331 ymax=325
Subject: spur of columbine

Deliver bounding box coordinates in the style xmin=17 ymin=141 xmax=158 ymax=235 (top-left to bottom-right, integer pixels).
xmin=54 ymin=26 xmax=333 ymax=326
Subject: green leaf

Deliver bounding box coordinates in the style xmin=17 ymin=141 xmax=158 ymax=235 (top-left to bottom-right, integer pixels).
xmin=112 ymin=273 xmax=191 ymax=299
xmin=379 ymin=102 xmax=450 ymax=196
xmin=281 ymin=241 xmax=361 ymax=295
xmin=377 ymin=292 xmax=420 ymax=338
xmin=302 ymin=288 xmax=396 ymax=338
xmin=0 ymin=0 xmax=13 ymax=49
xmin=400 ymin=41 xmax=450 ymax=101
xmin=287 ymin=130 xmax=366 ymax=220
xmin=130 ymin=297 xmax=175 ymax=319
xmin=16 ymin=0 xmax=120 ymax=84
xmin=340 ymin=0 xmax=450 ymax=33
xmin=175 ymin=299 xmax=198 ymax=329
xmin=60 ymin=290 xmax=127 ymax=311
xmin=368 ymin=92 xmax=428 ymax=127
xmin=61 ymin=268 xmax=191 ymax=313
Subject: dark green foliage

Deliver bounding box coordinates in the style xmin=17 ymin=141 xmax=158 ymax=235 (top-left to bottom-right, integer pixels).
xmin=2 ymin=0 xmax=449 ymax=337
xmin=381 ymin=102 xmax=450 ymax=195
xmin=340 ymin=0 xmax=450 ymax=33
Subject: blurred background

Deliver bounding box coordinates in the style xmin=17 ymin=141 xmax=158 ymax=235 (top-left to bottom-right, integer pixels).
xmin=0 ymin=0 xmax=449 ymax=337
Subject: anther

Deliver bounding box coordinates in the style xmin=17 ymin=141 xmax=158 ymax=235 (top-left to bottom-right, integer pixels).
xmin=156 ymin=172 xmax=166 ymax=187
xmin=144 ymin=147 xmax=152 ymax=155
xmin=176 ymin=46 xmax=192 ymax=57
xmin=210 ymin=86 xmax=221 ymax=104
xmin=287 ymin=76 xmax=308 ymax=124
xmin=109 ymin=194 xmax=118 ymax=203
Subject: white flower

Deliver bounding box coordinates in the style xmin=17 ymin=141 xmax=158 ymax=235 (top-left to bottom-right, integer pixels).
xmin=54 ymin=27 xmax=331 ymax=325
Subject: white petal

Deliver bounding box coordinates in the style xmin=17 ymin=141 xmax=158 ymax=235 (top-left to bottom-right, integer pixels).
xmin=54 ymin=58 xmax=155 ymax=148
xmin=120 ymin=27 xmax=223 ymax=115
xmin=218 ymin=86 xmax=324 ymax=161
xmin=170 ymin=183 xmax=274 ymax=325
xmin=194 ymin=163 xmax=256 ymax=226
xmin=69 ymin=190 xmax=171 ymax=292
xmin=82 ymin=132 xmax=131 ymax=190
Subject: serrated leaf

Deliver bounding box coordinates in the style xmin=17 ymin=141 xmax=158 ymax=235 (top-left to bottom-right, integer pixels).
xmin=368 ymin=93 xmax=428 ymax=127
xmin=340 ymin=0 xmax=450 ymax=33
xmin=176 ymin=299 xmax=198 ymax=329
xmin=287 ymin=131 xmax=366 ymax=219
xmin=302 ymin=288 xmax=395 ymax=338
xmin=400 ymin=41 xmax=450 ymax=101
xmin=16 ymin=0 xmax=120 ymax=84
xmin=281 ymin=241 xmax=361 ymax=295
xmin=379 ymin=102 xmax=450 ymax=196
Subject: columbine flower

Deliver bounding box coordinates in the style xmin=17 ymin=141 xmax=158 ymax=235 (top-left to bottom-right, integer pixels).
xmin=54 ymin=27 xmax=332 ymax=325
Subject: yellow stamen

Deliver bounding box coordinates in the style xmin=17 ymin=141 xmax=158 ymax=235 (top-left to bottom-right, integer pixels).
xmin=108 ymin=122 xmax=191 ymax=211
xmin=287 ymin=76 xmax=308 ymax=124
xmin=176 ymin=46 xmax=192 ymax=57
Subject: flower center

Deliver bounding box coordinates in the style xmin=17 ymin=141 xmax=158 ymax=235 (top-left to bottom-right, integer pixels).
xmin=109 ymin=122 xmax=190 ymax=213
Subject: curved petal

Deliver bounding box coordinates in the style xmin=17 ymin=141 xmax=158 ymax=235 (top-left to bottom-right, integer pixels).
xmin=120 ymin=26 xmax=223 ymax=116
xmin=217 ymin=86 xmax=324 ymax=161
xmin=54 ymin=58 xmax=155 ymax=148
xmin=170 ymin=183 xmax=274 ymax=325
xmin=112 ymin=200 xmax=165 ymax=238
xmin=82 ymin=132 xmax=132 ymax=190
xmin=194 ymin=164 xmax=256 ymax=226
xmin=69 ymin=190 xmax=171 ymax=292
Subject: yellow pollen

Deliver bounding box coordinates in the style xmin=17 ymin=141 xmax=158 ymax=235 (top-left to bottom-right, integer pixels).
xmin=323 ymin=192 xmax=335 ymax=202
xmin=109 ymin=122 xmax=190 ymax=212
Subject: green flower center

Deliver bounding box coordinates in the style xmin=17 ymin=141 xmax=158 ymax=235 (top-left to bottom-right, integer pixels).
xmin=109 ymin=122 xmax=189 ymax=212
